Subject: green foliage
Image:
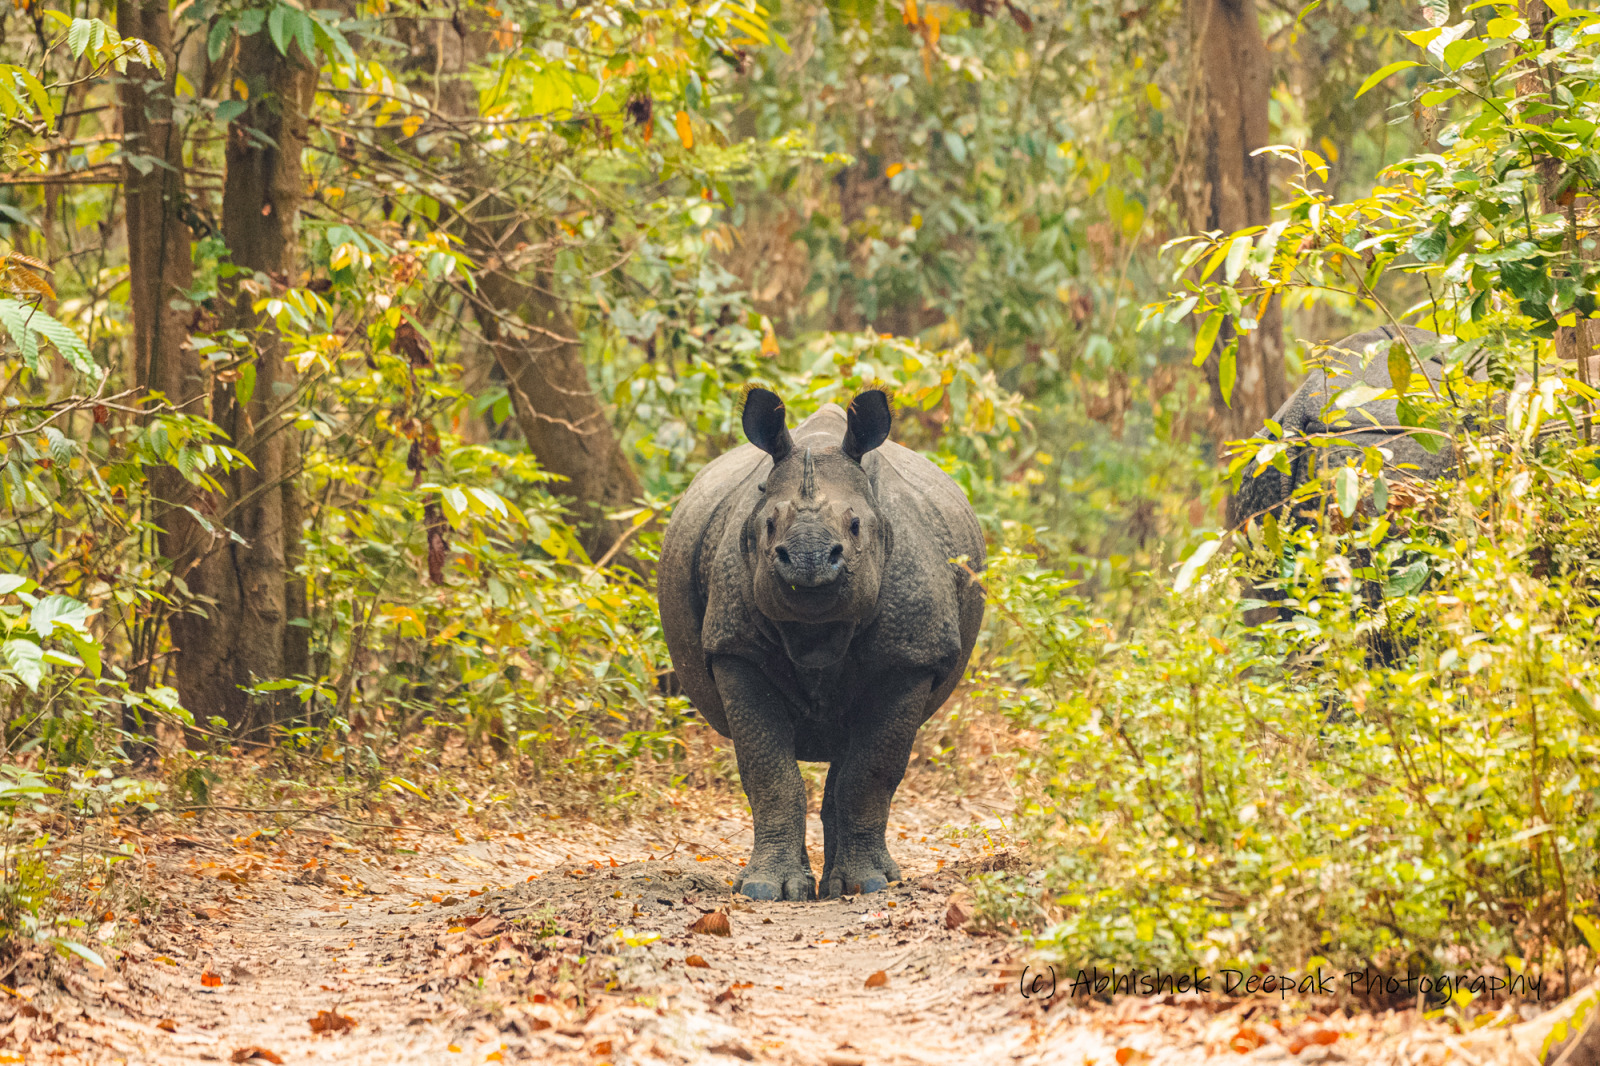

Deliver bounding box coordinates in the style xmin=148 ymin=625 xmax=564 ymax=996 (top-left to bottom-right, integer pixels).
xmin=979 ymin=5 xmax=1600 ymax=988
xmin=987 ymin=423 xmax=1600 ymax=977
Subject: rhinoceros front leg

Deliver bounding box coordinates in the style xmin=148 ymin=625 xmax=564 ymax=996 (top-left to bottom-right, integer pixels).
xmin=710 ymin=656 xmax=815 ymax=902
xmin=819 ymin=674 xmax=933 ymax=898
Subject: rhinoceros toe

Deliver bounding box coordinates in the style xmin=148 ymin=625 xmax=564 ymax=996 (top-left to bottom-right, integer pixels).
xmin=737 ymin=868 xmax=815 ymax=902
xmin=820 ymin=869 xmax=890 ymax=898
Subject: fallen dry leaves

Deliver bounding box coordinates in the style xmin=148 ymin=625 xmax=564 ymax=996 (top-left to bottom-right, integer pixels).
xmin=1229 ymin=1026 xmax=1266 ymax=1054
xmin=689 ymin=910 xmax=731 ymax=936
xmin=308 ymin=1009 xmax=356 ymax=1034
xmin=230 ymin=1048 xmax=284 ymax=1064
xmin=864 ymin=970 xmax=888 ymax=988
xmin=200 ymin=970 xmax=223 ymax=988
xmin=685 ymin=954 xmax=710 ymax=968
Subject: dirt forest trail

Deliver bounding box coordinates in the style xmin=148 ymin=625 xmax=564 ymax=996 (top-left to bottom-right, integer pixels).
xmin=3 ymin=784 xmax=1510 ymax=1066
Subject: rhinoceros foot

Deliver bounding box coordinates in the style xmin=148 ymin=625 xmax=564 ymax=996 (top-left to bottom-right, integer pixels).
xmin=820 ymin=849 xmax=902 ymax=898
xmin=736 ymin=859 xmax=815 ymax=902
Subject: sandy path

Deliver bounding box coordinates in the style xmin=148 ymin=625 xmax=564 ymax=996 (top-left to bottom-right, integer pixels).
xmin=1 ymin=792 xmax=1469 ymax=1066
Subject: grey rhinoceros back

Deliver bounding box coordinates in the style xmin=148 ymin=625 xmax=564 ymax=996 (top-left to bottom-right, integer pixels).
xmin=1232 ymin=325 xmax=1470 ymax=525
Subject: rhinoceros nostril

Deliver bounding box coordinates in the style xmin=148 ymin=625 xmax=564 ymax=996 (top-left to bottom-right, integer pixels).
xmin=829 ymin=544 xmax=844 ymax=565
xmin=776 ymin=546 xmax=790 ymax=566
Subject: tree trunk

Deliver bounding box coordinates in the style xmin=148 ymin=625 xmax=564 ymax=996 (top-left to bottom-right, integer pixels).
xmin=413 ymin=19 xmax=646 ymax=567
xmin=117 ymin=0 xmax=207 ymax=704
xmin=171 ymin=33 xmax=315 ymax=737
xmin=1184 ymin=0 xmax=1286 ymax=447
xmin=464 ymin=254 xmax=646 ymax=566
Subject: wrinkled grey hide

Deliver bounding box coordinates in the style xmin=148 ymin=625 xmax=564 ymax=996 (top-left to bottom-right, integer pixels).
xmin=658 ymin=389 xmax=986 ymax=900
xmin=1230 ymin=325 xmax=1470 ymax=526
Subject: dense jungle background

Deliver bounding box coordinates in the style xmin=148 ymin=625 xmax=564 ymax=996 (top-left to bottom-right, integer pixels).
xmin=4 ymin=0 xmax=1600 ymax=1056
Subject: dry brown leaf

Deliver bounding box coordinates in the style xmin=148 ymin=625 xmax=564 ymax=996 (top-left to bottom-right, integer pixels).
xmin=944 ymin=898 xmax=970 ymax=930
xmin=230 ymin=1049 xmax=284 ymax=1064
xmin=468 ymin=916 xmax=504 ymax=939
xmin=1229 ymin=1027 xmax=1264 ymax=1054
xmin=864 ymin=970 xmax=888 ymax=988
xmin=684 ymin=954 xmax=710 ymax=968
xmin=1310 ymin=1029 xmax=1340 ymax=1045
xmin=308 ymin=1009 xmax=356 ymax=1034
xmin=708 ymin=1042 xmax=755 ymax=1061
xmin=201 ymin=970 xmax=223 ymax=988
xmin=689 ymin=911 xmax=730 ymax=936
xmin=156 ymin=1018 xmax=178 ymax=1032
xmin=592 ymin=1040 xmax=613 ymax=1055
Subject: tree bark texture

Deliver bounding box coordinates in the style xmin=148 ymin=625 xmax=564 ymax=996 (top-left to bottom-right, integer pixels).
xmin=117 ymin=0 xmax=208 ymax=700
xmin=1184 ymin=0 xmax=1286 ymax=447
xmin=170 ymin=32 xmax=315 ymax=736
xmin=467 ymin=255 xmax=646 ymax=566
xmin=415 ymin=19 xmax=646 ymax=566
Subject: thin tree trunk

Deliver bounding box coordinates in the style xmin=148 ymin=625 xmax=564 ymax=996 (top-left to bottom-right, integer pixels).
xmin=412 ymin=19 xmax=646 ymax=566
xmin=465 ymin=255 xmax=646 ymax=565
xmin=171 ymin=33 xmax=315 ymax=737
xmin=1184 ymin=0 xmax=1285 ymax=447
xmin=117 ymin=0 xmax=207 ymax=710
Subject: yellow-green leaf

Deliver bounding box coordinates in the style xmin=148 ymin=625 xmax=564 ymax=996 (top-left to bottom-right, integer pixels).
xmin=1356 ymin=60 xmax=1422 ymax=98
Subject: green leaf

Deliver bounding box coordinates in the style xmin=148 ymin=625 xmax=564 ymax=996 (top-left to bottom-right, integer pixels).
xmin=208 ymin=16 xmax=234 ymax=62
xmin=1442 ymin=37 xmax=1489 ymax=69
xmin=1372 ymin=474 xmax=1389 ymax=513
xmin=1263 ymin=512 xmax=1282 ymax=555
xmin=69 ymin=632 xmax=101 ymax=678
xmin=0 ymin=300 xmax=94 ymax=374
xmin=0 ymin=298 xmax=40 ymax=371
xmin=269 ymin=4 xmax=293 ymax=55
xmin=1575 ymin=915 xmax=1600 ymax=955
xmin=3 ymin=638 xmax=45 ymax=691
xmin=1383 ymin=559 xmax=1430 ymax=598
xmin=1411 ymin=220 xmax=1450 ymax=263
xmin=31 ymin=593 xmax=94 ymax=638
xmin=216 ymin=99 xmax=247 ymax=124
xmin=1388 ymin=342 xmax=1412 ymax=395
xmin=1335 ymin=466 xmax=1359 ymax=518
xmin=1336 ymin=384 xmax=1387 ymax=409
xmin=50 ymin=937 xmax=105 ymax=968
xmin=294 ymin=10 xmax=315 ymax=60
xmin=67 ymin=17 xmax=92 ymax=58
xmin=1173 ymin=538 xmax=1223 ymax=593
xmin=1224 ymin=235 xmax=1252 ymax=284
xmin=1356 ymin=60 xmax=1423 ymax=98
xmin=1192 ymin=311 xmax=1223 ymax=367
xmin=1219 ymin=341 xmax=1238 ymax=408
xmin=236 ymin=362 xmax=256 ymax=407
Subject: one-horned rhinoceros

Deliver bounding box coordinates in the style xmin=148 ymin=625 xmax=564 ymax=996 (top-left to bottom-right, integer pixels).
xmin=658 ymin=388 xmax=986 ymax=901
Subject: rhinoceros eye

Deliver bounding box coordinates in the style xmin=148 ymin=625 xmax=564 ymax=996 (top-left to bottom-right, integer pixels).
xmin=849 ymin=517 xmax=861 ymax=537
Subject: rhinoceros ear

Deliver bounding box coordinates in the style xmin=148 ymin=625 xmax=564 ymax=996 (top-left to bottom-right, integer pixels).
xmin=842 ymin=389 xmax=892 ymax=463
xmin=742 ymin=387 xmax=793 ymax=461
